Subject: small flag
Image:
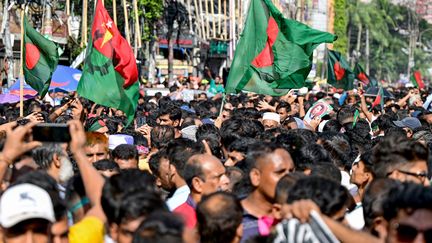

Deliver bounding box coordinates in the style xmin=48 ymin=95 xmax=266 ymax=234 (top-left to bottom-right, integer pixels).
xmin=23 ymin=16 xmax=59 ymax=98
xmin=410 ymin=71 xmax=425 ymax=89
xmin=327 ymin=50 xmax=355 ymax=91
xmin=225 ymin=0 xmax=336 ymax=96
xmin=354 ymin=63 xmax=370 ymax=86
xmin=371 ymin=87 xmax=384 ymax=110
xmin=352 ymin=109 xmax=360 ymax=128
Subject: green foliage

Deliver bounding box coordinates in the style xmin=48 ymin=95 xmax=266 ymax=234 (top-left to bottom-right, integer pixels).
xmin=334 ymin=0 xmax=348 ymax=54
xmin=138 ymin=0 xmax=164 ymax=41
xmin=347 ymin=0 xmax=432 ymax=81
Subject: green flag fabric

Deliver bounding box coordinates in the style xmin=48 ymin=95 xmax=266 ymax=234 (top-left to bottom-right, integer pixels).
xmin=225 ymin=0 xmax=336 ymax=96
xmin=371 ymin=86 xmax=384 ymax=110
xmin=23 ymin=16 xmax=59 ymax=98
xmin=78 ymin=0 xmax=139 ymax=124
xmin=353 ymin=63 xmax=371 ymax=87
xmin=327 ymin=50 xmax=354 ymax=91
xmin=410 ymin=71 xmax=425 ymax=89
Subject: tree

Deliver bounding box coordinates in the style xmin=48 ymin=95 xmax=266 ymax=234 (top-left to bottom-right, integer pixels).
xmin=334 ymin=0 xmax=348 ymax=54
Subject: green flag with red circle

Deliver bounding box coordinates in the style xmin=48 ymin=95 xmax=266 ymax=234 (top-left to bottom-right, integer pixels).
xmin=225 ymin=0 xmax=336 ymax=96
xmin=327 ymin=50 xmax=354 ymax=90
xmin=23 ymin=16 xmax=59 ymax=98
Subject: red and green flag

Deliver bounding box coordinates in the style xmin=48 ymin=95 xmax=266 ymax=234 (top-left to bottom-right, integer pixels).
xmin=410 ymin=70 xmax=425 ymax=89
xmin=327 ymin=50 xmax=354 ymax=91
xmin=371 ymin=87 xmax=384 ymax=109
xmin=354 ymin=63 xmax=371 ymax=86
xmin=78 ymin=0 xmax=139 ymax=123
xmin=225 ymin=0 xmax=336 ymax=96
xmin=23 ymin=16 xmax=59 ymax=98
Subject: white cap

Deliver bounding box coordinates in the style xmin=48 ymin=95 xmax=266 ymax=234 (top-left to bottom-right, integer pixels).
xmin=181 ymin=125 xmax=198 ymax=142
xmin=0 ymin=184 xmax=55 ymax=228
xmin=262 ymin=112 xmax=281 ymax=124
xmin=109 ymin=134 xmax=134 ymax=150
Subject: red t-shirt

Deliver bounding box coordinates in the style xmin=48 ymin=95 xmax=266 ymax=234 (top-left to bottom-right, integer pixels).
xmin=173 ymin=202 xmax=197 ymax=228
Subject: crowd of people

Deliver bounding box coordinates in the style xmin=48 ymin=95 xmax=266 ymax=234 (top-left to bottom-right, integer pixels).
xmin=0 ymin=76 xmax=431 ymax=243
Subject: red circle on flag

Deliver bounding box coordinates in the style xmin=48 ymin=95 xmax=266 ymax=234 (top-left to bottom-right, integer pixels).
xmin=334 ymin=62 xmax=345 ymax=81
xmin=25 ymin=43 xmax=40 ymax=70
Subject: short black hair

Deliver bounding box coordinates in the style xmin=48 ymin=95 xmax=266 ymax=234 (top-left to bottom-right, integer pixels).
xmin=309 ymin=163 xmax=342 ymax=182
xmin=287 ymin=176 xmax=350 ymax=217
xmin=111 ymin=144 xmax=139 ymax=161
xmin=276 ymin=101 xmax=291 ymax=113
xmin=132 ymin=212 xmax=184 ymax=243
xmin=372 ymin=136 xmax=428 ymax=178
xmin=157 ymin=104 xmax=182 ymax=122
xmin=274 ymin=173 xmax=305 ymax=204
xmin=382 ymin=182 xmax=432 ymax=222
xmin=93 ymin=159 xmax=120 ymax=172
xmin=166 ymin=138 xmax=202 ymax=178
xmin=220 ymin=119 xmax=264 ymax=149
xmin=337 ymin=105 xmax=357 ymax=125
xmin=148 ymin=149 xmax=168 ymax=176
xmin=294 ymin=144 xmax=332 ymax=171
xmin=150 ymin=125 xmax=175 ymax=149
xmin=101 ymin=169 xmax=166 ymax=225
xmin=362 ymin=178 xmax=400 ymax=234
xmin=196 ymin=192 xmax=243 ymax=243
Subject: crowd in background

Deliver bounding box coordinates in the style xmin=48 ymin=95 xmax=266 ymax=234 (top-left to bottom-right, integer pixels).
xmin=0 ymin=76 xmax=431 ymax=243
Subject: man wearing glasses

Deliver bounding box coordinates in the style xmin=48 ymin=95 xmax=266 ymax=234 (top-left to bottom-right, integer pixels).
xmin=383 ymin=183 xmax=432 ymax=243
xmin=372 ymin=136 xmax=430 ymax=187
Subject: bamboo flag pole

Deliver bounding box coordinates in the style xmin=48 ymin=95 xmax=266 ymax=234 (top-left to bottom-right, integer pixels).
xmin=218 ymin=0 xmax=221 ymax=37
xmin=122 ymin=0 xmax=131 ymax=43
xmin=223 ymin=0 xmax=227 ymax=39
xmin=80 ymin=0 xmax=87 ymax=47
xmin=113 ymin=0 xmax=117 ymax=25
xmin=198 ymin=0 xmax=206 ymax=39
xmin=19 ymin=7 xmax=25 ymax=117
xmin=210 ymin=0 xmax=215 ymax=38
xmin=66 ymin=0 xmax=70 ymax=16
xmin=194 ymin=0 xmax=204 ymax=38
xmin=133 ymin=0 xmax=141 ymax=48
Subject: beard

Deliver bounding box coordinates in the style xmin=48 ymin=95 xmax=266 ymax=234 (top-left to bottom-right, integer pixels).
xmin=59 ymin=156 xmax=74 ymax=183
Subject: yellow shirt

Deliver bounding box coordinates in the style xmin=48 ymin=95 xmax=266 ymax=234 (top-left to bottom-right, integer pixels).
xmin=69 ymin=216 xmax=104 ymax=243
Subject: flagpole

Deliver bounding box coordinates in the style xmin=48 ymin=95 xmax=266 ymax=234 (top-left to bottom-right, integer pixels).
xmin=113 ymin=0 xmax=117 ymax=25
xmin=133 ymin=0 xmax=141 ymax=48
xmin=19 ymin=6 xmax=25 ymax=117
xmin=122 ymin=0 xmax=130 ymax=43
xmin=80 ymin=0 xmax=88 ymax=47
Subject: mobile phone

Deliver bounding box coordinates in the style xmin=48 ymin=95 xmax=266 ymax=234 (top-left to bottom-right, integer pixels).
xmin=137 ymin=116 xmax=147 ymax=127
xmin=289 ymin=89 xmax=299 ymax=96
xmin=32 ymin=123 xmax=71 ymax=142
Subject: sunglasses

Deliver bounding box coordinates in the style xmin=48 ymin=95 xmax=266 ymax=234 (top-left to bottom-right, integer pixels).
xmin=394 ymin=223 xmax=432 ymax=242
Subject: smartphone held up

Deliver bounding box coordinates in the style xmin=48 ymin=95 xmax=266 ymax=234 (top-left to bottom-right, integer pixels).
xmin=32 ymin=123 xmax=71 ymax=143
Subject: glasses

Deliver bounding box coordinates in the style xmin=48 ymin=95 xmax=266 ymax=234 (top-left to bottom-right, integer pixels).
xmin=397 ymin=170 xmax=429 ymax=182
xmin=394 ymin=223 xmax=432 ymax=242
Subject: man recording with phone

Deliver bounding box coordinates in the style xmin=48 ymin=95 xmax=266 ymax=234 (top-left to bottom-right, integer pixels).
xmin=49 ymin=97 xmax=84 ymax=122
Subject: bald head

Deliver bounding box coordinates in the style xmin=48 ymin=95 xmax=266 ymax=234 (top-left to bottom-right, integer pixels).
xmin=184 ymin=154 xmax=230 ymax=200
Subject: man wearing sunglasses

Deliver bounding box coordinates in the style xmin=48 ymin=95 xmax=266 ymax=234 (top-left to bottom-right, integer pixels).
xmin=383 ymin=183 xmax=432 ymax=243
xmin=372 ymin=136 xmax=430 ymax=187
